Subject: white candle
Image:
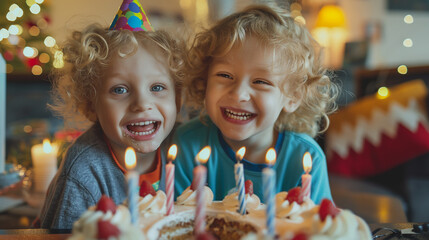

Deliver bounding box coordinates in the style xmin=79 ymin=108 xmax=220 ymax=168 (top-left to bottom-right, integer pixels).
xmin=0 ymin=55 xmax=5 ymax=173
xmin=166 ymin=144 xmax=177 ymax=215
xmin=263 ymin=148 xmax=276 ymax=238
xmin=301 ymin=152 xmax=312 ymax=199
xmin=194 ymin=146 xmax=211 ymax=235
xmin=235 ymin=147 xmax=246 ymax=215
xmin=31 ymin=139 xmax=58 ymax=192
xmin=125 ymin=147 xmax=138 ymax=225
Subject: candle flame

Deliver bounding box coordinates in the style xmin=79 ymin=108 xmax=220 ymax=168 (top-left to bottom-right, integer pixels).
xmin=265 ymin=148 xmax=276 ymax=165
xmin=303 ymin=152 xmax=312 ymax=173
xmin=125 ymin=147 xmax=137 ymax=170
xmin=42 ymin=139 xmax=52 ymax=153
xmin=168 ymin=144 xmax=178 ymax=162
xmin=196 ymin=146 xmax=211 ymax=164
xmin=236 ymin=147 xmax=246 ymax=162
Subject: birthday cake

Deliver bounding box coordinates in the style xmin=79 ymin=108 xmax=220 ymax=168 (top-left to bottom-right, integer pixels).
xmin=69 ymin=181 xmax=371 ymax=240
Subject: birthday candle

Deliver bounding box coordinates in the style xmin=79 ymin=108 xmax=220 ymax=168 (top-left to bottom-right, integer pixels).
xmin=263 ymin=148 xmax=276 ymax=238
xmin=125 ymin=147 xmax=138 ymax=225
xmin=302 ymin=152 xmax=312 ymax=199
xmin=166 ymin=144 xmax=177 ymax=215
xmin=235 ymin=147 xmax=246 ymax=215
xmin=194 ymin=146 xmax=211 ymax=235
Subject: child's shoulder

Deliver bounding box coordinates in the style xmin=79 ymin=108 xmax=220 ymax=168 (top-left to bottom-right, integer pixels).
xmin=282 ymin=130 xmax=324 ymax=155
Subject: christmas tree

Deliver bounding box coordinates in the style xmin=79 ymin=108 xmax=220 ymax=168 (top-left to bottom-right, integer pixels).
xmin=0 ymin=0 xmax=63 ymax=75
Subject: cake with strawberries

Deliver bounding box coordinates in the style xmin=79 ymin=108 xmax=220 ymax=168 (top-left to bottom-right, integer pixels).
xmin=69 ymin=180 xmax=371 ymax=240
xmin=137 ymin=180 xmax=372 ymax=240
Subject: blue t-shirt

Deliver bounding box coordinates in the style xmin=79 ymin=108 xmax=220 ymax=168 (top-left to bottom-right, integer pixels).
xmin=173 ymin=116 xmax=332 ymax=204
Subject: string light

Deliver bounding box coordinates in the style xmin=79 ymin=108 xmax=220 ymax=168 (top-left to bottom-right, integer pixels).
xmin=404 ymin=15 xmax=414 ymax=24
xmin=397 ymin=65 xmax=408 ymax=75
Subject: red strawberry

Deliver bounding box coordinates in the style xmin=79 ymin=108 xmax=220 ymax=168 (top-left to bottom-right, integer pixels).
xmin=292 ymin=232 xmax=308 ymax=240
xmin=195 ymin=232 xmax=216 ymax=240
xmin=319 ymin=198 xmax=340 ymax=221
xmin=286 ymin=187 xmax=304 ymax=205
xmin=96 ymin=195 xmax=117 ymax=214
xmin=245 ymin=180 xmax=253 ymax=196
xmin=97 ymin=219 xmax=120 ymax=240
xmin=190 ymin=178 xmax=198 ymax=191
xmin=139 ymin=180 xmax=156 ymax=197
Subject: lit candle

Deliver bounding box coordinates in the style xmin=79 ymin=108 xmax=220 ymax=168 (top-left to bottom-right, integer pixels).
xmin=125 ymin=147 xmax=138 ymax=225
xmin=263 ymin=148 xmax=276 ymax=238
xmin=194 ymin=146 xmax=211 ymax=235
xmin=31 ymin=139 xmax=58 ymax=192
xmin=235 ymin=147 xmax=246 ymax=215
xmin=166 ymin=144 xmax=177 ymax=215
xmin=302 ymin=152 xmax=312 ymax=199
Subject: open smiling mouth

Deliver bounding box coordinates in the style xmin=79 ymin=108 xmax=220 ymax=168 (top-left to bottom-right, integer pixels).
xmin=223 ymin=108 xmax=256 ymax=121
xmin=126 ymin=121 xmax=160 ymax=136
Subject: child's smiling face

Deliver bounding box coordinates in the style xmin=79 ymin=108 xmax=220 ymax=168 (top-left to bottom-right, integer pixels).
xmin=205 ymin=37 xmax=299 ymax=143
xmin=94 ymin=45 xmax=177 ymax=156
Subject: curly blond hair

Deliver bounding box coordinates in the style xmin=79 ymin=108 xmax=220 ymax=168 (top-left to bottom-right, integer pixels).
xmin=185 ymin=4 xmax=339 ymax=137
xmin=50 ymin=24 xmax=186 ymax=130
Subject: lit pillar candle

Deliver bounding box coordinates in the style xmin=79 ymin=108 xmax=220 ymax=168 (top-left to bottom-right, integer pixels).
xmin=194 ymin=146 xmax=211 ymax=235
xmin=31 ymin=139 xmax=58 ymax=193
xmin=235 ymin=147 xmax=246 ymax=215
xmin=125 ymin=147 xmax=138 ymax=225
xmin=263 ymin=148 xmax=276 ymax=238
xmin=166 ymin=144 xmax=177 ymax=215
xmin=302 ymin=152 xmax=312 ymax=199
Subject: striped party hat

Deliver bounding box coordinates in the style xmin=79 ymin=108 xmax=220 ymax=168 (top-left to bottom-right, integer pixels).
xmin=109 ymin=0 xmax=154 ymax=31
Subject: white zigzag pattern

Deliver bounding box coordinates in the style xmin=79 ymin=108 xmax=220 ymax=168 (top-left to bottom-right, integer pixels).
xmin=327 ymin=98 xmax=429 ymax=158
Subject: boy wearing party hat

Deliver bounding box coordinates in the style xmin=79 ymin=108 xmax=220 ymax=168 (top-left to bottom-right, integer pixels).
xmin=39 ymin=0 xmax=186 ymax=229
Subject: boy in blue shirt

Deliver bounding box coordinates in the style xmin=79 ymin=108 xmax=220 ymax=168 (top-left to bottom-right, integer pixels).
xmin=174 ymin=4 xmax=339 ymax=204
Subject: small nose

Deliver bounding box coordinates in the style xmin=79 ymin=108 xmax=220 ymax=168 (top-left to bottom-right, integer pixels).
xmin=230 ymin=80 xmax=250 ymax=102
xmin=130 ymin=93 xmax=153 ymax=112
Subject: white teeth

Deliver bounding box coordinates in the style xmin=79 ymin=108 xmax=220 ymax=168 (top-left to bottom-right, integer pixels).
xmin=225 ymin=109 xmax=252 ymax=120
xmin=129 ymin=128 xmax=156 ymax=136
xmin=129 ymin=121 xmax=155 ymax=126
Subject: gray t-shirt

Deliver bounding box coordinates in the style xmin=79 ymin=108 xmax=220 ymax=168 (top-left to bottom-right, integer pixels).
xmin=39 ymin=123 xmax=166 ymax=229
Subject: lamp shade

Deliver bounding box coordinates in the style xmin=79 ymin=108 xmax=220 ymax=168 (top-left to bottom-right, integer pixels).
xmin=314 ymin=5 xmax=347 ymax=29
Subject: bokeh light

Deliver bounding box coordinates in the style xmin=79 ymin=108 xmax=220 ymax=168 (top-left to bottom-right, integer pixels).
xmin=397 ymin=65 xmax=408 ymax=75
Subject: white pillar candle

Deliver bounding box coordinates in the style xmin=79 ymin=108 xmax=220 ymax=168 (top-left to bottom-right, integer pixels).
xmin=31 ymin=139 xmax=58 ymax=192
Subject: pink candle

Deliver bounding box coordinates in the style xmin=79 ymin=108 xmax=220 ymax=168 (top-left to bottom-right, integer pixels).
xmin=194 ymin=146 xmax=211 ymax=235
xmin=166 ymin=144 xmax=177 ymax=215
xmin=301 ymin=152 xmax=312 ymax=199
xmin=125 ymin=147 xmax=138 ymax=225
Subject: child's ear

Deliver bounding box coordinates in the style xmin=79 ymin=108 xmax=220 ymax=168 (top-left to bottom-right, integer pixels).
xmin=283 ymin=92 xmax=303 ymax=113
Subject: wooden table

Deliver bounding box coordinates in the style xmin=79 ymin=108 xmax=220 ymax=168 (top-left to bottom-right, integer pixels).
xmin=1 ymin=223 xmax=429 ymax=239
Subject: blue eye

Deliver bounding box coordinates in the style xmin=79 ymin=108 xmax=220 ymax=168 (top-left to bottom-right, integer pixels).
xmin=112 ymin=86 xmax=128 ymax=94
xmin=217 ymin=73 xmax=233 ymax=79
xmin=151 ymin=84 xmax=165 ymax=92
xmin=254 ymin=79 xmax=271 ymax=85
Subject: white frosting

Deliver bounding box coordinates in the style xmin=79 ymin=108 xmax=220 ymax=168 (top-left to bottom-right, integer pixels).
xmin=176 ymin=186 xmax=213 ymax=206
xmin=137 ymin=190 xmax=167 ymax=217
xmin=275 ymin=191 xmax=315 ymax=221
xmin=309 ymin=208 xmax=372 ymax=240
xmin=70 ymin=204 xmax=144 ymax=240
xmin=222 ymin=192 xmax=262 ymax=211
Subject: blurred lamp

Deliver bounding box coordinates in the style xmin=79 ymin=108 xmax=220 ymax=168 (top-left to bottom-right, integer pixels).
xmin=312 ymin=5 xmax=348 ymax=69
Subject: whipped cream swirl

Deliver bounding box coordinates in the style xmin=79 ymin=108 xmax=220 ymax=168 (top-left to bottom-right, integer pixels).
xmin=310 ymin=209 xmax=372 ymax=240
xmin=137 ymin=190 xmax=167 ymax=217
xmin=222 ymin=192 xmax=261 ymax=211
xmin=176 ymin=186 xmax=213 ymax=206
xmin=275 ymin=192 xmax=315 ymax=221
xmin=70 ymin=205 xmax=145 ymax=240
